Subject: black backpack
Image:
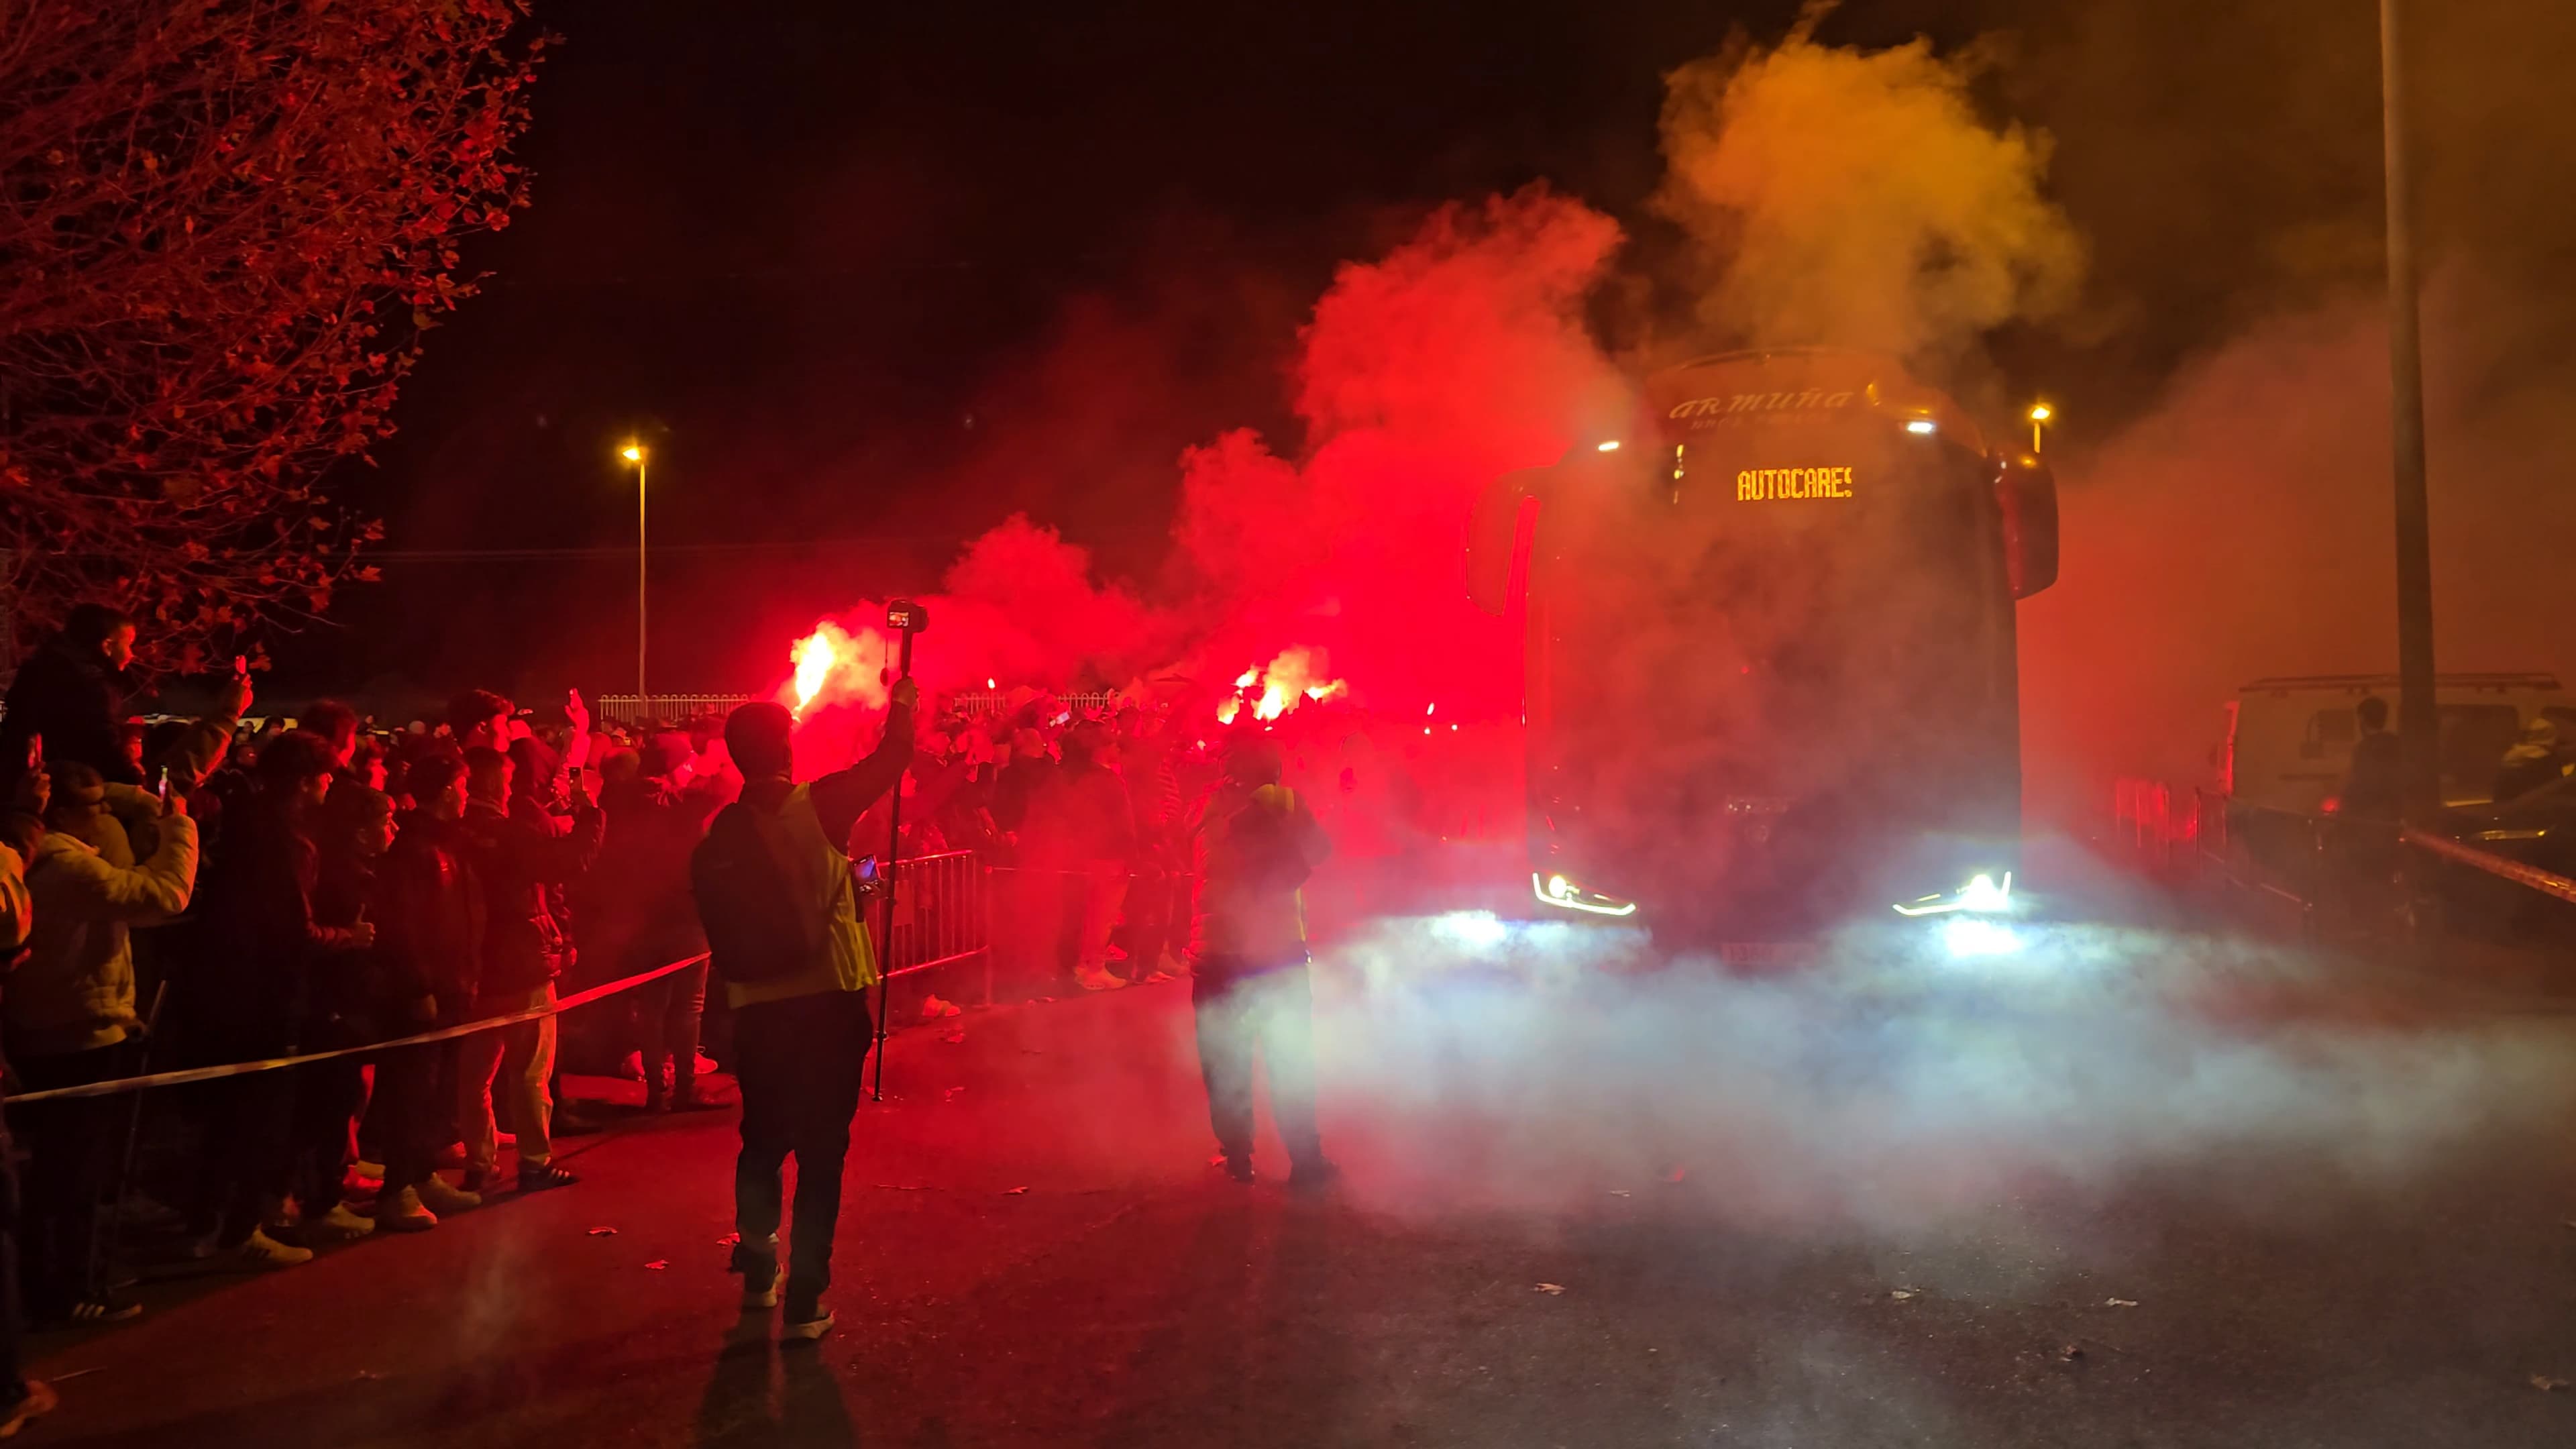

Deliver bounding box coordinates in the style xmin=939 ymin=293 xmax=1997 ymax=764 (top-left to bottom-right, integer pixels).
xmin=690 ymin=801 xmax=845 ymax=984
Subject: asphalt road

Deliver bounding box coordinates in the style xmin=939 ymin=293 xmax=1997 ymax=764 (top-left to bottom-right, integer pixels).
xmin=25 ymin=904 xmax=2576 ymax=1448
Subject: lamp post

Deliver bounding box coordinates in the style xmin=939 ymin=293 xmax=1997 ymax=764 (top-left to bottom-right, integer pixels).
xmin=620 ymin=442 xmax=649 ymax=708
xmin=2027 ymin=402 xmax=2053 ymax=454
xmin=2380 ymin=0 xmax=2439 ymax=822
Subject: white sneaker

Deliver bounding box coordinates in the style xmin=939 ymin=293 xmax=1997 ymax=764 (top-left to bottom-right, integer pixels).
xmin=352 ymin=1159 xmax=386 ymax=1181
xmin=376 ymin=1187 xmax=438 ymax=1232
xmin=236 ymin=1226 xmax=313 ymax=1269
xmin=782 ymin=1305 xmax=836 ymax=1340
xmin=1075 ymin=969 xmax=1128 ymax=992
xmin=314 ymin=1201 xmax=376 ymax=1239
xmin=416 ymin=1176 xmax=482 ymax=1216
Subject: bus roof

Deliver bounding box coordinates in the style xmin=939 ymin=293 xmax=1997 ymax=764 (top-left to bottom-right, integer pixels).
xmin=2237 ymin=673 xmax=2563 ymax=693
xmin=1644 ymin=347 xmax=1990 ymax=457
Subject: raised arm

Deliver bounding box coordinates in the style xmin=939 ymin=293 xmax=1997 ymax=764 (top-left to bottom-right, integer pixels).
xmin=811 ymin=686 xmax=918 ymax=847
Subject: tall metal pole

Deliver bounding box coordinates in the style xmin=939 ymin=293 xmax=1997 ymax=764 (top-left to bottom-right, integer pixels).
xmin=2381 ymin=0 xmax=2439 ymax=820
xmin=872 ymin=625 xmax=916 ymax=1103
xmin=636 ymin=455 xmax=649 ymax=708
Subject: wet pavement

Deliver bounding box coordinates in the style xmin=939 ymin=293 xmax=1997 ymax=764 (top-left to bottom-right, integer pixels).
xmin=25 ymin=907 xmax=2576 ymax=1448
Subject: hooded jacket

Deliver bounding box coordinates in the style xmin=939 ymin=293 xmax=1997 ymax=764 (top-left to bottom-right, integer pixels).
xmin=7 ymin=812 xmax=197 ymax=1057
xmin=0 ymin=637 xmax=138 ymax=795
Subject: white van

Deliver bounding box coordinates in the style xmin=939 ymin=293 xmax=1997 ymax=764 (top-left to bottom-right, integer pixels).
xmin=2221 ymin=673 xmax=2576 ymax=814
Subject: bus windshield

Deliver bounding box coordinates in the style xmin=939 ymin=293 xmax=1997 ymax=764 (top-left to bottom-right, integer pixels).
xmin=1529 ymin=423 xmax=2018 ymax=925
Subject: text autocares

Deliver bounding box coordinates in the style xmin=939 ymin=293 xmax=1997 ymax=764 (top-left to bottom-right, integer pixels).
xmin=1735 ymin=465 xmax=1856 ymax=502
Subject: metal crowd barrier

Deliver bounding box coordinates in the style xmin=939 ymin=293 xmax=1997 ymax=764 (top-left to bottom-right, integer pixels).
xmin=590 ymin=693 xmax=759 ymax=727
xmin=946 ymin=690 xmax=1122 ymax=719
xmin=880 ymin=849 xmax=994 ymax=1003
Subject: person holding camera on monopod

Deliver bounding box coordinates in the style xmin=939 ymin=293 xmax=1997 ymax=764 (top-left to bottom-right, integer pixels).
xmin=693 ymin=677 xmax=915 ymax=1342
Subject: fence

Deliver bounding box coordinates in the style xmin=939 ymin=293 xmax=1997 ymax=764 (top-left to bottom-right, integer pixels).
xmin=879 ymin=849 xmax=994 ymax=1004
xmin=945 ymin=690 xmax=1122 ymax=719
xmin=592 ymin=691 xmax=1132 ymax=727
xmin=589 ymin=693 xmax=759 ymax=727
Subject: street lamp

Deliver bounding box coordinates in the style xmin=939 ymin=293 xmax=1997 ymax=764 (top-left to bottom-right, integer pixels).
xmin=619 ymin=441 xmax=649 ymax=706
xmin=2027 ymin=402 xmax=2053 ymax=453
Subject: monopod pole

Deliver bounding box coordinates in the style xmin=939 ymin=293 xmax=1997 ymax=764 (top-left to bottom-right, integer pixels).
xmin=871 ymin=625 xmax=917 ymax=1102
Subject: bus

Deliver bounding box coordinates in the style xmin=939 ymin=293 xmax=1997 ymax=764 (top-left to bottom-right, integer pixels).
xmin=1467 ymin=347 xmax=2059 ymax=943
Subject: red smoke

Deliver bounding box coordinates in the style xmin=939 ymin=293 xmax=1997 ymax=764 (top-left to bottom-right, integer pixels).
xmin=777 ymin=189 xmax=1627 ymax=743
xmin=1168 ymin=188 xmax=1627 ymax=722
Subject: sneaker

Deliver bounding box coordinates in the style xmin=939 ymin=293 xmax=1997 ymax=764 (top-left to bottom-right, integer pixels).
xmin=36 ymin=1295 xmax=143 ymax=1330
xmin=416 ymin=1176 xmax=482 ymax=1216
xmin=1211 ymin=1153 xmax=1256 ymax=1184
xmin=235 ymin=1226 xmax=313 ymax=1269
xmin=729 ymin=1234 xmax=782 ymax=1307
xmin=517 ymin=1163 xmax=579 ymax=1193
xmin=76 ymin=1295 xmax=144 ymax=1324
xmin=312 ymin=1201 xmax=377 ymax=1240
xmin=0 ymin=1380 xmax=59 ymax=1440
xmin=376 ymin=1186 xmax=438 ymax=1232
xmin=1287 ymin=1159 xmax=1343 ymax=1193
xmin=352 ymin=1159 xmax=387 ymax=1181
xmin=1074 ymin=969 xmax=1128 ymax=992
xmin=782 ymin=1299 xmax=835 ymax=1341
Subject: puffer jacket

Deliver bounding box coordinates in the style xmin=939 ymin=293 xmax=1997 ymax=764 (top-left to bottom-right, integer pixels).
xmin=461 ymin=794 xmax=601 ymax=998
xmin=8 ymin=813 xmax=198 ymax=1057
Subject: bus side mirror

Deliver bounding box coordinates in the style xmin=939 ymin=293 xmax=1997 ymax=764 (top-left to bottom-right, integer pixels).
xmin=1467 ymin=469 xmax=1544 ymax=614
xmin=1994 ymin=455 xmax=2059 ymax=598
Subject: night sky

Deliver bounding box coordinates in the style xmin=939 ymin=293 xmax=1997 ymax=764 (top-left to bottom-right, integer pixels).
xmin=272 ymin=0 xmax=2558 ymax=708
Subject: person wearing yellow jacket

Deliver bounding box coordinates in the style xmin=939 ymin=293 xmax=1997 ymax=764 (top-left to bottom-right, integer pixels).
xmin=1184 ymin=733 xmax=1338 ymax=1188
xmin=711 ymin=682 xmax=914 ymax=1342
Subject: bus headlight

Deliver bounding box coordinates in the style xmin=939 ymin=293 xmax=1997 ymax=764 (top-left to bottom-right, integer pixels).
xmin=1892 ymin=870 xmax=2013 ymax=918
xmin=1532 ymin=871 xmax=1639 ymax=917
xmin=1939 ymin=917 xmax=2022 ymax=957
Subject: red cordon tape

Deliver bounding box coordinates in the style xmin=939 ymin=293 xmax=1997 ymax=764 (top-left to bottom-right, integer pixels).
xmin=3 ymin=953 xmax=710 ymax=1106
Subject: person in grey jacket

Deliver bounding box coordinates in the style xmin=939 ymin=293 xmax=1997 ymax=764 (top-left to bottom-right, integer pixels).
xmin=8 ymin=760 xmax=197 ymax=1325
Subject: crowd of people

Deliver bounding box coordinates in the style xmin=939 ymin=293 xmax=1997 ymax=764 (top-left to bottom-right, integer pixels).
xmin=0 ymin=603 xmax=1344 ymax=1428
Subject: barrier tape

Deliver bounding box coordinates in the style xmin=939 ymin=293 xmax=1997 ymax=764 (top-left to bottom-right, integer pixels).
xmin=3 ymin=953 xmax=710 ymax=1107
xmin=2402 ymin=828 xmax=2576 ymax=908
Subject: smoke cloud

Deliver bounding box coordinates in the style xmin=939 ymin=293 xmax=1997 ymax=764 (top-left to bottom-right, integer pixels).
xmin=2021 ymin=274 xmax=2576 ymax=815
xmin=784 ymin=186 xmax=1626 ymax=747
xmin=1296 ymin=908 xmax=2576 ymax=1232
xmin=1169 ymin=187 xmax=1628 ymax=722
xmin=1654 ymin=14 xmax=2084 ymax=362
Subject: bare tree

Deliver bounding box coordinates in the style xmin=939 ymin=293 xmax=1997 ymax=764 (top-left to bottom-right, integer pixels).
xmin=0 ymin=0 xmax=547 ymax=670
